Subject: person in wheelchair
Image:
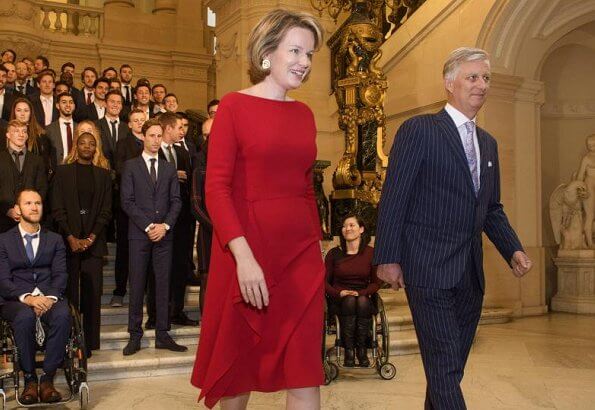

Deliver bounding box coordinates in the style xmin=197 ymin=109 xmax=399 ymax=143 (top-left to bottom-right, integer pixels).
xmin=0 ymin=188 xmax=71 ymax=404
xmin=325 ymin=214 xmax=381 ymax=367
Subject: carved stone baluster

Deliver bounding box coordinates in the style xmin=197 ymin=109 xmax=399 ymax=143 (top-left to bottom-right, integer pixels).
xmin=66 ymin=9 xmax=76 ymax=34
xmin=54 ymin=10 xmax=63 ymax=32
xmin=89 ymin=14 xmax=99 ymax=37
xmin=41 ymin=7 xmax=51 ymax=30
xmin=78 ymin=13 xmax=88 ymax=36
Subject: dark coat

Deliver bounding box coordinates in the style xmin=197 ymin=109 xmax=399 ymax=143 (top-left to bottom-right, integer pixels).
xmin=0 ymin=150 xmax=48 ymax=231
xmin=0 ymin=226 xmax=67 ymax=301
xmin=51 ymin=163 xmax=112 ymax=257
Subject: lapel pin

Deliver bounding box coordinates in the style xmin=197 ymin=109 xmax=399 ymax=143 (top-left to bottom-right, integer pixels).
xmin=488 ymin=161 xmax=493 ymax=167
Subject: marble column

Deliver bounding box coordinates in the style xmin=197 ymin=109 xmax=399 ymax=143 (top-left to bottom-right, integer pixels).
xmin=153 ymin=0 xmax=178 ymax=14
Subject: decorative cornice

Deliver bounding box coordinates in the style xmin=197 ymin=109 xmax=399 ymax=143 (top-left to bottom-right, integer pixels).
xmin=0 ymin=0 xmax=35 ymax=21
xmin=541 ymin=99 xmax=595 ymax=119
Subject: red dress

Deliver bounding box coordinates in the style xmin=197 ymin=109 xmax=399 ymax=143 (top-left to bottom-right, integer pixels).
xmin=191 ymin=92 xmax=325 ymax=408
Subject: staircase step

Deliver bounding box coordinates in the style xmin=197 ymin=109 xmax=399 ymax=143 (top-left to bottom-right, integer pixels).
xmin=99 ymin=324 xmax=200 ymax=350
xmin=87 ymin=346 xmax=196 ymax=381
xmin=101 ymin=286 xmax=200 ymax=306
xmin=99 ymin=305 xmax=200 ymax=325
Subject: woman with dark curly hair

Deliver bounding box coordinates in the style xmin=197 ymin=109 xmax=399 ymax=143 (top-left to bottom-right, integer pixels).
xmin=325 ymin=214 xmax=381 ymax=367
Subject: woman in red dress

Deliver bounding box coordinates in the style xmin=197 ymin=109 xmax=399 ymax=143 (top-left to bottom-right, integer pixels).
xmin=191 ymin=9 xmax=325 ymax=409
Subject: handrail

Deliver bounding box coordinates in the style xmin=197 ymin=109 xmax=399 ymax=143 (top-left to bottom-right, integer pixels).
xmin=35 ymin=0 xmax=104 ymax=39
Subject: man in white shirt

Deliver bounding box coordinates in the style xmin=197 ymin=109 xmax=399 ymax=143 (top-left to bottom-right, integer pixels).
xmin=31 ymin=72 xmax=58 ymax=128
xmin=45 ymin=93 xmax=76 ymax=164
xmin=119 ymin=64 xmax=134 ymax=106
xmin=0 ymin=189 xmax=70 ymax=404
xmin=132 ymin=84 xmax=153 ymax=120
xmin=151 ymin=84 xmax=167 ymax=115
xmin=98 ymin=90 xmax=127 ymax=169
xmin=81 ymin=77 xmax=108 ymax=121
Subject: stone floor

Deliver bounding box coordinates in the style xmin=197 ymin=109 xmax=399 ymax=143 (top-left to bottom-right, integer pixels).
xmin=4 ymin=312 xmax=595 ymax=409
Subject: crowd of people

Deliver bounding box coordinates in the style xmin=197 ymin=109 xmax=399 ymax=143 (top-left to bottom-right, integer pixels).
xmin=0 ymin=49 xmax=222 ymax=402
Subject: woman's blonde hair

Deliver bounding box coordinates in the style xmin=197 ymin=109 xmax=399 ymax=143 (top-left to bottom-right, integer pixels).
xmin=65 ymin=121 xmax=110 ymax=170
xmin=247 ymin=9 xmax=324 ymax=85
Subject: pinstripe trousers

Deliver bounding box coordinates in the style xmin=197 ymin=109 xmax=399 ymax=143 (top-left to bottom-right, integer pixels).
xmin=405 ymin=259 xmax=483 ymax=410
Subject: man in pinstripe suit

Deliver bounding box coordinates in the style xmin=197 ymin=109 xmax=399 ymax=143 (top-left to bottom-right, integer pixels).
xmin=373 ymin=48 xmax=532 ymax=409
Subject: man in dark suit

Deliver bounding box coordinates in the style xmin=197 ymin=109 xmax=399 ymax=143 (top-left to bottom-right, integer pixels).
xmin=120 ymin=117 xmax=186 ymax=355
xmin=1 ymin=64 xmax=25 ymax=121
xmin=0 ymin=121 xmax=48 ymax=233
xmin=74 ymin=67 xmax=97 ymax=121
xmin=45 ymin=92 xmax=76 ymax=166
xmin=78 ymin=77 xmax=108 ymax=122
xmin=109 ymin=109 xmax=146 ymax=307
xmin=145 ymin=112 xmax=196 ymax=328
xmin=0 ymin=189 xmax=70 ymax=404
xmin=97 ymin=90 xmax=128 ymax=169
xmin=14 ymin=61 xmax=38 ymax=98
xmin=31 ymin=71 xmax=59 ymax=128
xmin=119 ymin=64 xmax=134 ymax=107
xmin=373 ymin=47 xmax=533 ymax=409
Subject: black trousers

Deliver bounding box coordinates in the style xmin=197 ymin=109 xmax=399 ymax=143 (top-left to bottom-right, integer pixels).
xmin=1 ymin=300 xmax=71 ymax=376
xmin=147 ymin=208 xmax=192 ymax=320
xmin=113 ymin=207 xmax=129 ymax=297
xmin=128 ymin=239 xmax=171 ymax=338
xmin=66 ymin=252 xmax=103 ymax=351
xmin=405 ymin=261 xmax=483 ymax=410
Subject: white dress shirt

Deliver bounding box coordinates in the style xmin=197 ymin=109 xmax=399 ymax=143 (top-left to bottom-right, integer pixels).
xmin=59 ymin=117 xmax=74 ymax=161
xmin=444 ymin=103 xmax=481 ymax=180
xmin=161 ymin=142 xmax=177 ymax=165
xmin=121 ymin=84 xmax=132 ymax=103
xmin=0 ymin=90 xmax=4 ymax=116
xmin=83 ymin=88 xmax=94 ymax=104
xmin=105 ymin=115 xmax=121 ymax=141
xmin=93 ymin=101 xmax=105 ymax=119
xmin=40 ymin=95 xmax=54 ymax=126
xmin=17 ymin=225 xmax=58 ymax=303
xmin=142 ymin=151 xmax=159 ymax=178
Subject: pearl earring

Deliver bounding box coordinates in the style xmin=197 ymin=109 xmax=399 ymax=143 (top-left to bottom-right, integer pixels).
xmin=261 ymin=59 xmax=271 ymax=70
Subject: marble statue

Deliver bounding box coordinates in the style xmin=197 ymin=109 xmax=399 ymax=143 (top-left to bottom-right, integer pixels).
xmin=549 ymin=178 xmax=588 ymax=250
xmin=576 ymin=134 xmax=595 ymax=248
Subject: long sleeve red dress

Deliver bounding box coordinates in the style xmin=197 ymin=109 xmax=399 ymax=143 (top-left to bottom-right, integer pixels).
xmin=191 ymin=92 xmax=325 ymax=408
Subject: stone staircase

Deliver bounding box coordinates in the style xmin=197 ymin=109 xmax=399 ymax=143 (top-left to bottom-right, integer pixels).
xmin=88 ymin=244 xmax=514 ymax=381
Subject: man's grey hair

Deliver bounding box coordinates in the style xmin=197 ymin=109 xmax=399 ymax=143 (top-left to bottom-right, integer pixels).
xmin=443 ymin=47 xmax=490 ymax=81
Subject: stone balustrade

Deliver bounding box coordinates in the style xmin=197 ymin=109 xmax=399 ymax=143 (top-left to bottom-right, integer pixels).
xmin=37 ymin=0 xmax=103 ymax=38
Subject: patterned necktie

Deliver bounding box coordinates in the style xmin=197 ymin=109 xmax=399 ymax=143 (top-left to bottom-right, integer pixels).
xmin=24 ymin=233 xmax=38 ymax=263
xmin=463 ymin=121 xmax=479 ymax=194
xmin=86 ymin=92 xmax=92 ymax=105
xmin=149 ymin=158 xmax=157 ymax=184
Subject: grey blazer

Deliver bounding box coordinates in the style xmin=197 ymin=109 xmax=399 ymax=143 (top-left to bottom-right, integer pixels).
xmin=45 ymin=119 xmax=77 ymax=166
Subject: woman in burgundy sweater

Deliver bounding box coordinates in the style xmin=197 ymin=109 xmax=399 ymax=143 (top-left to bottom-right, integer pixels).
xmin=325 ymin=214 xmax=381 ymax=367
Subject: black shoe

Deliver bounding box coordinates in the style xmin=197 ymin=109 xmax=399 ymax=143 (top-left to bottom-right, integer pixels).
xmin=145 ymin=319 xmax=155 ymax=330
xmin=344 ymin=348 xmax=355 ymax=367
xmin=155 ymin=334 xmax=188 ymax=352
xmin=356 ymin=347 xmax=370 ymax=367
xmin=170 ymin=312 xmax=199 ymax=326
xmin=123 ymin=338 xmax=141 ymax=356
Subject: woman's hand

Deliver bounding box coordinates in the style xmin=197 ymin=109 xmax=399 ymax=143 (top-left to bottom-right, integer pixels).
xmin=339 ymin=290 xmax=359 ymax=297
xmin=236 ymin=256 xmax=269 ymax=309
xmin=229 ymin=237 xmax=269 ymax=309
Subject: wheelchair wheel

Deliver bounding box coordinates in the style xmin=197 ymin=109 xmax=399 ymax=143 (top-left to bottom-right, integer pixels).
xmin=79 ymin=382 xmax=89 ymax=409
xmin=0 ymin=388 xmax=5 ymax=410
xmin=376 ymin=298 xmax=390 ymax=365
xmin=378 ymin=362 xmax=396 ymax=380
xmin=324 ymin=363 xmax=338 ymax=385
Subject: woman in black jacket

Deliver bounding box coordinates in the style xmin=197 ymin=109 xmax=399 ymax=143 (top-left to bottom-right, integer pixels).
xmin=51 ymin=131 xmax=112 ymax=357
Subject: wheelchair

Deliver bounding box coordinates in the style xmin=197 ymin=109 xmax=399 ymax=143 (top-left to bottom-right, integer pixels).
xmin=322 ymin=293 xmax=397 ymax=384
xmin=0 ymin=303 xmax=89 ymax=409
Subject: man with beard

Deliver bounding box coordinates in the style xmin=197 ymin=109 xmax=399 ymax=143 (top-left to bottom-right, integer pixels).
xmin=33 ymin=56 xmax=49 ymax=75
xmin=0 ymin=188 xmax=70 ymax=404
xmin=0 ymin=121 xmax=48 ymax=233
xmin=80 ymin=77 xmax=108 ymax=122
xmin=74 ymin=67 xmax=97 ymax=121
xmin=1 ymin=64 xmax=24 ymax=121
xmin=131 ymin=83 xmax=154 ymax=120
xmin=119 ymin=64 xmax=134 ymax=106
xmin=45 ymin=93 xmax=76 ymax=165
xmin=3 ymin=62 xmax=17 ymax=91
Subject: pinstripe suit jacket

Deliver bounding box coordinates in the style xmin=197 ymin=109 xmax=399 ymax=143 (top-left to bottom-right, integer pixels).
xmin=373 ymin=109 xmax=523 ymax=292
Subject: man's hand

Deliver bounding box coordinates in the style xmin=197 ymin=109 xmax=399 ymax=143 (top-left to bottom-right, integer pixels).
xmin=148 ymin=224 xmax=167 ymax=242
xmin=24 ymin=295 xmax=55 ymax=315
xmin=177 ymin=170 xmax=187 ymax=182
xmin=377 ymin=263 xmax=406 ymax=290
xmin=67 ymin=236 xmax=88 ymax=253
xmin=511 ymin=251 xmax=532 ymax=277
xmin=6 ymin=208 xmax=20 ymax=222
